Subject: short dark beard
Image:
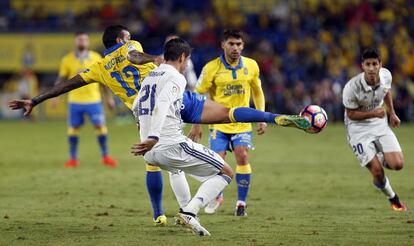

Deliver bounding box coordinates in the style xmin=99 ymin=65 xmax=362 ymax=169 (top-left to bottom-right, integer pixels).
xmin=77 ymin=46 xmax=87 ymax=52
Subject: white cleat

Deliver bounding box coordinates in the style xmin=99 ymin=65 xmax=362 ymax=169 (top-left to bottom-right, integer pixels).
xmin=175 ymin=212 xmax=211 ymax=236
xmin=204 ymin=196 xmax=224 ymax=214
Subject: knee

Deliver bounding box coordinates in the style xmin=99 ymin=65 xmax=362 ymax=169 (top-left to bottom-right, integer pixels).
xmin=234 ymin=149 xmax=249 ymax=164
xmin=95 ymin=125 xmax=108 ymax=135
xmin=391 ymin=160 xmax=404 ymax=171
xmin=388 ymin=155 xmax=404 ymax=171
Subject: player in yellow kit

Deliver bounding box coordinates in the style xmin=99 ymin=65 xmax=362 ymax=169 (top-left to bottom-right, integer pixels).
xmin=56 ymin=32 xmax=117 ymax=168
xmin=193 ymin=29 xmax=266 ymax=216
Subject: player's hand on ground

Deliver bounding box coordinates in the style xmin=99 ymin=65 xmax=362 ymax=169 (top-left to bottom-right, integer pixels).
xmin=188 ymin=124 xmax=202 ymax=142
xmin=8 ymin=99 xmax=33 ymax=116
xmin=257 ymin=122 xmax=267 ymax=135
xmin=372 ymin=107 xmax=386 ymax=118
xmin=131 ymin=138 xmax=158 ymax=156
xmin=389 ymin=112 xmax=401 ymax=128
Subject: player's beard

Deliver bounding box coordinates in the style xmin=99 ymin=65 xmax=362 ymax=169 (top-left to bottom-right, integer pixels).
xmin=77 ymin=46 xmax=87 ymax=52
xmin=229 ymin=52 xmax=240 ymax=63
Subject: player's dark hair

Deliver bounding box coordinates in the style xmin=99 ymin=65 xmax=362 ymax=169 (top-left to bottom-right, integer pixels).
xmin=102 ymin=25 xmax=129 ymax=49
xmin=164 ymin=38 xmax=192 ymax=61
xmin=75 ymin=31 xmax=88 ymax=36
xmin=361 ymin=48 xmax=381 ymax=62
xmin=221 ymin=29 xmax=244 ymax=41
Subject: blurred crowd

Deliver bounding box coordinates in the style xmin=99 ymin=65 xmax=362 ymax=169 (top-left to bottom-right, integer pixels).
xmin=1 ymin=0 xmax=414 ymax=121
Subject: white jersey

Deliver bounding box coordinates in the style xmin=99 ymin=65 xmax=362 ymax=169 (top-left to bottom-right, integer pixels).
xmin=133 ymin=63 xmax=187 ymax=148
xmin=342 ymin=68 xmax=392 ymax=128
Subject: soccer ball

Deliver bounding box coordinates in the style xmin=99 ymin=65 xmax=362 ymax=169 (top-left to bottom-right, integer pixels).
xmin=300 ymin=105 xmax=328 ymax=133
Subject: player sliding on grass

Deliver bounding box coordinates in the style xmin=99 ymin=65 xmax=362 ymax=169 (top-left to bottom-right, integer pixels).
xmin=8 ymin=25 xmax=311 ymax=226
xmin=343 ymin=48 xmax=407 ymax=211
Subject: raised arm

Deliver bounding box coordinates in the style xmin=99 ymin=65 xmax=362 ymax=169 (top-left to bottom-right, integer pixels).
xmin=127 ymin=50 xmax=163 ymax=65
xmin=8 ymin=74 xmax=87 ymax=116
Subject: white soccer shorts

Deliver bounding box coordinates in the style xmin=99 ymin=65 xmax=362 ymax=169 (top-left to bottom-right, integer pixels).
xmin=346 ymin=124 xmax=402 ymax=166
xmin=144 ymin=138 xmax=225 ymax=182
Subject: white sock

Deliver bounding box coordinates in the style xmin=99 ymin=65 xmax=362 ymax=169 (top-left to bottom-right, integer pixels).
xmin=169 ymin=171 xmax=191 ymax=208
xmin=183 ymin=174 xmax=231 ymax=215
xmin=375 ymin=176 xmax=395 ymax=199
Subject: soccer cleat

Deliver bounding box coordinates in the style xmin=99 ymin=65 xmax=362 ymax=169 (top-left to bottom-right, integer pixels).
xmin=175 ymin=212 xmax=210 ymax=236
xmin=275 ymin=115 xmax=311 ymax=131
xmin=64 ymin=159 xmax=79 ymax=168
xmin=234 ymin=204 xmax=247 ymax=217
xmin=204 ymin=196 xmax=224 ymax=214
xmin=389 ymin=194 xmax=407 ymax=212
xmin=153 ymin=215 xmax=167 ymax=227
xmin=102 ymin=155 xmax=118 ymax=167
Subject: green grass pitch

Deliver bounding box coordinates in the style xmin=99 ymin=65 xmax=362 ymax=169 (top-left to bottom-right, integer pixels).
xmin=1 ymin=120 xmax=414 ymax=245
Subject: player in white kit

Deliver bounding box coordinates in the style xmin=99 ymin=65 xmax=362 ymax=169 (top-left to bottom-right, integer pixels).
xmin=342 ymin=48 xmax=406 ymax=211
xmin=131 ymin=38 xmax=234 ymax=236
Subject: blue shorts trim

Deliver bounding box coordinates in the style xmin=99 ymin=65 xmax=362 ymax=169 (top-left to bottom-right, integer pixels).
xmin=180 ymin=91 xmax=206 ymax=124
xmin=68 ymin=102 xmax=105 ymax=127
xmin=209 ymin=130 xmax=253 ymax=153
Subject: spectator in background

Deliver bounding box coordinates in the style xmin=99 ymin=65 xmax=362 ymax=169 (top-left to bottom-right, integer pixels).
xmin=1 ymin=0 xmax=414 ymax=122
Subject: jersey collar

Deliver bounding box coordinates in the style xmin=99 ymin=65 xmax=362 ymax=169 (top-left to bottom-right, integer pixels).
xmin=220 ymin=54 xmax=243 ymax=79
xmin=360 ymin=72 xmax=382 ymax=92
xmin=103 ymin=42 xmax=125 ymax=56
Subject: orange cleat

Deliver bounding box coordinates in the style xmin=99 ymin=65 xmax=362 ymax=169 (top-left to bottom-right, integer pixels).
xmin=391 ymin=202 xmax=408 ymax=212
xmin=102 ymin=155 xmax=118 ymax=168
xmin=389 ymin=194 xmax=407 ymax=212
xmin=64 ymin=159 xmax=79 ymax=168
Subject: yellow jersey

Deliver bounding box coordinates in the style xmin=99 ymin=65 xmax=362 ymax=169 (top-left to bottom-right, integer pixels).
xmin=79 ymin=40 xmax=157 ymax=110
xmin=196 ymin=55 xmax=265 ymax=133
xmin=59 ymin=51 xmax=102 ymax=103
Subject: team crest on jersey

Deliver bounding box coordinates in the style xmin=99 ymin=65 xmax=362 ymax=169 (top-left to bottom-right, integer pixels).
xmin=243 ymin=67 xmax=248 ymax=75
xmin=171 ymin=85 xmax=178 ymax=95
xmin=127 ymin=43 xmax=135 ymax=52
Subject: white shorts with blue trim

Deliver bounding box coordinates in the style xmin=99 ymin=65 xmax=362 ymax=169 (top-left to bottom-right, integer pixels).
xmin=346 ymin=122 xmax=402 ymax=167
xmin=143 ymin=138 xmax=225 ymax=182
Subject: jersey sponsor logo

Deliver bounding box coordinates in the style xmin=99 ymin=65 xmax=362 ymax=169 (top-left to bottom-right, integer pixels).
xmin=148 ymin=71 xmax=165 ymax=77
xmin=104 ymin=55 xmax=126 ymax=70
xmin=223 ymin=84 xmax=245 ymax=96
xmin=361 ymin=104 xmax=380 ymax=111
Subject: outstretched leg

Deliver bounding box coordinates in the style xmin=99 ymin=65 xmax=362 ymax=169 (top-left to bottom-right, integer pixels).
xmin=199 ymin=99 xmax=310 ymax=130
